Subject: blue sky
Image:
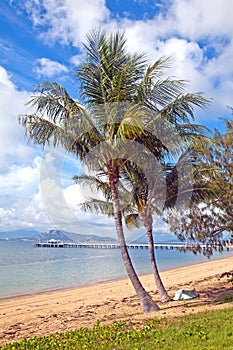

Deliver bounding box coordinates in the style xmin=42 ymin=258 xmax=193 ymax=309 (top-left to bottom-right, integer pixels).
xmin=0 ymin=0 xmax=233 ymax=237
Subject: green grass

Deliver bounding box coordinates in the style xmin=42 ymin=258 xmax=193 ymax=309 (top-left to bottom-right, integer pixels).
xmin=216 ymin=294 xmax=233 ymax=304
xmin=1 ymin=307 xmax=233 ymax=350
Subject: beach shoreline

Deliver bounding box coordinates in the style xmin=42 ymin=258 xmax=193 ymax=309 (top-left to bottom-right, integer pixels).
xmin=0 ymin=256 xmax=233 ymax=345
xmin=0 ymin=251 xmax=231 ymax=303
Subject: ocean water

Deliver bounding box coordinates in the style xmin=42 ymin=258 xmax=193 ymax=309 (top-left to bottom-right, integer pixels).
xmin=0 ymin=240 xmax=232 ymax=299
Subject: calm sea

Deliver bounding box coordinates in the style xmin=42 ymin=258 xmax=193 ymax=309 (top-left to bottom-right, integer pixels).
xmin=0 ymin=241 xmax=232 ymax=299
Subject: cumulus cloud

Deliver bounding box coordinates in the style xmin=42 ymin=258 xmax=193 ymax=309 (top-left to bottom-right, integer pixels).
xmin=168 ymin=0 xmax=233 ymax=40
xmin=0 ymin=147 xmax=116 ymax=235
xmin=34 ymin=57 xmax=68 ymax=77
xmin=0 ymin=67 xmax=50 ymax=232
xmin=119 ymin=1 xmax=233 ymax=123
xmin=0 ymin=156 xmax=49 ymax=232
xmin=12 ymin=0 xmax=233 ymax=116
xmin=0 ymin=66 xmax=35 ymax=172
xmin=38 ymin=148 xmax=116 ymax=236
xmin=17 ymin=0 xmax=110 ymax=46
xmin=70 ymin=53 xmax=86 ymax=66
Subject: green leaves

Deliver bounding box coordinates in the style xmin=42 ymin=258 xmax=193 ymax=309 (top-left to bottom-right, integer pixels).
xmin=2 ymin=308 xmax=233 ymax=349
xmin=166 ymin=118 xmax=233 ymax=253
xmin=125 ymin=213 xmax=142 ymax=229
xmin=20 ymin=30 xmax=210 ymax=172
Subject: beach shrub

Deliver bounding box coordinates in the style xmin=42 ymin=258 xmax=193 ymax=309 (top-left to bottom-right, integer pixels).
xmin=216 ymin=294 xmax=233 ymax=304
xmin=166 ymin=118 xmax=233 ymax=256
xmin=1 ymin=307 xmax=233 ymax=350
xmin=220 ymin=271 xmax=233 ymax=285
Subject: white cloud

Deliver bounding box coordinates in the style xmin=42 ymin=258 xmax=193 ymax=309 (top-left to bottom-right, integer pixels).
xmin=0 ymin=149 xmax=115 ymax=234
xmin=205 ymin=42 xmax=233 ymax=83
xmin=119 ymin=1 xmax=233 ymax=123
xmin=34 ymin=57 xmax=68 ymax=77
xmin=168 ymin=0 xmax=233 ymax=40
xmin=12 ymin=0 xmax=233 ymax=120
xmin=0 ymin=156 xmax=49 ymax=232
xmin=0 ymin=66 xmax=49 ymax=232
xmin=0 ymin=158 xmax=40 ymax=199
xmin=0 ymin=66 xmax=35 ymax=172
xmin=39 ymin=148 xmax=116 ymax=235
xmin=20 ymin=0 xmax=111 ymax=46
xmin=70 ymin=53 xmax=86 ymax=66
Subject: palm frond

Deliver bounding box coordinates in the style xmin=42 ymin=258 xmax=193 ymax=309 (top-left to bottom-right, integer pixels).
xmin=116 ymin=104 xmax=147 ymax=140
xmin=27 ymin=82 xmax=82 ymax=125
xmin=81 ymin=198 xmax=114 ymax=217
xmin=125 ymin=214 xmax=141 ymax=229
xmin=77 ymin=29 xmax=147 ymax=106
xmin=158 ymin=93 xmax=210 ymax=124
xmin=73 ymin=174 xmax=112 ymax=200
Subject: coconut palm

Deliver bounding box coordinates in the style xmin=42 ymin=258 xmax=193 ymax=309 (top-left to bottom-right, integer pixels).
xmin=74 ymin=143 xmax=210 ymax=305
xmin=20 ymin=32 xmax=159 ymax=313
xmin=74 ymin=168 xmax=171 ymax=303
xmin=20 ymin=30 xmax=209 ymax=312
xmin=122 ymin=162 xmax=171 ymax=303
xmin=122 ymin=146 xmax=211 ymax=301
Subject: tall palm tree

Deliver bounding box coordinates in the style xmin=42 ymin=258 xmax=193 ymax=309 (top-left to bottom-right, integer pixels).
xmin=122 ymin=145 xmax=211 ymax=303
xmin=122 ymin=163 xmax=171 ymax=303
xmin=74 ymin=169 xmax=171 ymax=303
xmin=20 ymin=30 xmax=209 ymax=312
xmin=74 ymin=143 xmax=210 ymax=305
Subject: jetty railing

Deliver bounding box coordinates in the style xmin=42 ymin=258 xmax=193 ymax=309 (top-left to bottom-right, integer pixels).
xmin=33 ymin=241 xmax=233 ymax=251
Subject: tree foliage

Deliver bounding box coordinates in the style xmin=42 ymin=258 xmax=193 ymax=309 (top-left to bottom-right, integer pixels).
xmin=166 ymin=118 xmax=233 ymax=255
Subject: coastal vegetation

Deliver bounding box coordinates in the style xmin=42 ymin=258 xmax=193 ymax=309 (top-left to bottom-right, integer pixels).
xmin=1 ymin=307 xmax=233 ymax=349
xmin=167 ymin=118 xmax=233 ymax=254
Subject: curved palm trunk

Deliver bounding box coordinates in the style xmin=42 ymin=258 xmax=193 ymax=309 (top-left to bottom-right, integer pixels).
xmin=140 ymin=211 xmax=171 ymax=303
xmin=108 ymin=165 xmax=159 ymax=313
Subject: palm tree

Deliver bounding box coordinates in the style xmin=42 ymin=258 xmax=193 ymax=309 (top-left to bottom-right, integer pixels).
xmin=122 ymin=163 xmax=171 ymax=303
xmin=20 ymin=30 xmax=209 ymax=312
xmin=122 ymin=144 xmax=211 ymax=302
xmin=74 ymin=169 xmax=171 ymax=303
xmin=20 ymin=32 xmax=160 ymax=313
xmin=74 ymin=143 xmax=210 ymax=305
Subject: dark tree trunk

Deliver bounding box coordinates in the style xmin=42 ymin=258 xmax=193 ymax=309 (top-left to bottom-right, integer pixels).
xmin=108 ymin=164 xmax=159 ymax=313
xmin=140 ymin=211 xmax=171 ymax=303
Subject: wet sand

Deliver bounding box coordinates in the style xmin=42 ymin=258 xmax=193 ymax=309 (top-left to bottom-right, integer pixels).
xmin=0 ymin=256 xmax=233 ymax=345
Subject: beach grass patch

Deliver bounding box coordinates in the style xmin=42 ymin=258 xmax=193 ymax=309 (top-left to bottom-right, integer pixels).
xmin=1 ymin=307 xmax=233 ymax=350
xmin=216 ymin=294 xmax=233 ymax=304
xmin=220 ymin=271 xmax=233 ymax=284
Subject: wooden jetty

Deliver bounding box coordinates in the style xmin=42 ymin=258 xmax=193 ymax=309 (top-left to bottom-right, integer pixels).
xmin=33 ymin=240 xmax=233 ymax=251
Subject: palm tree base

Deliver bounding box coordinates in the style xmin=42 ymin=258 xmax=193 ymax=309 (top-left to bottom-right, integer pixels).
xmin=141 ymin=295 xmax=160 ymax=313
xmin=161 ymin=296 xmax=171 ymax=304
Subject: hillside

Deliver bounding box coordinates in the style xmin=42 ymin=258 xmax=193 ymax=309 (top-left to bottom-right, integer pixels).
xmin=33 ymin=230 xmax=117 ymax=243
xmin=33 ymin=230 xmax=74 ymax=242
xmin=132 ymin=232 xmax=177 ymax=244
xmin=0 ymin=229 xmax=40 ymax=240
xmin=0 ymin=229 xmax=117 ymax=244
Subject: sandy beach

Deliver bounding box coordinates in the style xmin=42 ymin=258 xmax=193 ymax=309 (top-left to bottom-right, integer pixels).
xmin=0 ymin=256 xmax=233 ymax=345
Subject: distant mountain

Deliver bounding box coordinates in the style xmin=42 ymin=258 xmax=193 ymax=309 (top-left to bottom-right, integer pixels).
xmin=34 ymin=230 xmax=117 ymax=243
xmin=132 ymin=232 xmax=178 ymax=244
xmin=0 ymin=229 xmax=40 ymax=240
xmin=33 ymin=229 xmax=74 ymax=242
xmin=0 ymin=228 xmax=117 ymax=244
xmin=65 ymin=232 xmax=117 ymax=244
